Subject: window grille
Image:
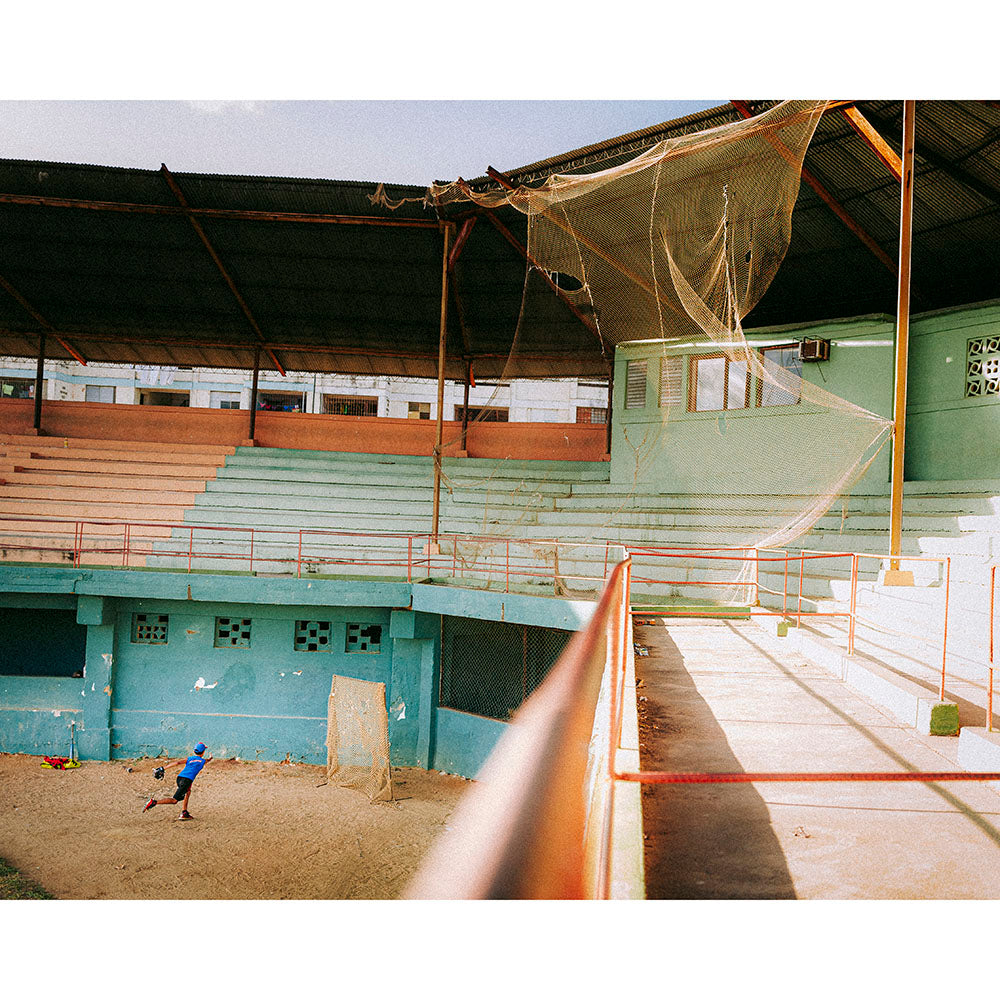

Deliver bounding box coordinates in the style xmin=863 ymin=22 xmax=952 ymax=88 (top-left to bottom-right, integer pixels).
xmin=215 ymin=617 xmax=252 ymax=648
xmin=294 ymin=620 xmax=332 ymax=652
xmin=132 ymin=613 xmax=169 ymax=644
xmin=966 ymin=336 xmax=1000 ymax=397
xmin=575 ymin=406 xmax=608 ymax=424
xmin=324 ymin=394 xmax=378 ymax=416
xmin=454 ymin=406 xmax=509 ymax=422
xmin=625 ymin=360 xmax=647 ymax=409
xmin=408 ymin=401 xmax=431 ymax=419
xmin=345 ymin=623 xmax=382 ymax=653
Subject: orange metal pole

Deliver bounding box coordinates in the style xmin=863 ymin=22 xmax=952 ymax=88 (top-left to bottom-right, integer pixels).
xmin=797 ymin=552 xmax=805 ymax=627
xmin=430 ymin=223 xmax=453 ymax=543
xmin=848 ymin=553 xmax=859 ymax=655
xmin=990 ymin=565 xmax=996 ymax=731
xmin=889 ymin=101 xmax=917 ymax=571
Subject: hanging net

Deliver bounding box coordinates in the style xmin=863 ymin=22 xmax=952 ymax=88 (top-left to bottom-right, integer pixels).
xmin=326 ymin=674 xmax=393 ymax=802
xmin=419 ymin=101 xmax=893 ymax=603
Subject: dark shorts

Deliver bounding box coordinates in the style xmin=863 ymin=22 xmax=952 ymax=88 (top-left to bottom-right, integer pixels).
xmin=172 ymin=776 xmax=193 ymax=801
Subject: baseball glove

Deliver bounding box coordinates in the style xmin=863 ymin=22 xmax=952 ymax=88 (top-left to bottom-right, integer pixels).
xmin=153 ymin=766 xmax=165 ymax=780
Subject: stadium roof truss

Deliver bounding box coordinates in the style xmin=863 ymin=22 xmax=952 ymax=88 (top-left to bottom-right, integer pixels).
xmin=0 ymin=100 xmax=998 ymax=383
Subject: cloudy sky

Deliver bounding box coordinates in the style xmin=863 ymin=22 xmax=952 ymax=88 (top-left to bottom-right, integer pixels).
xmin=0 ymin=100 xmax=721 ymax=185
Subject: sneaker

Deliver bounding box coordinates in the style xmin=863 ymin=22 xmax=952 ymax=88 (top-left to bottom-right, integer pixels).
xmin=178 ymin=810 xmax=193 ymax=820
xmin=143 ymin=797 xmax=156 ymax=812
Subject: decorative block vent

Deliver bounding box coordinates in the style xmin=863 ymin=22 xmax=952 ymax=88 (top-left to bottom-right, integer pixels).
xmin=295 ymin=620 xmax=332 ymax=652
xmin=215 ymin=617 xmax=252 ymax=648
xmin=132 ymin=613 xmax=168 ymax=644
xmin=346 ymin=623 xmax=382 ymax=654
xmin=967 ymin=336 xmax=1000 ymax=397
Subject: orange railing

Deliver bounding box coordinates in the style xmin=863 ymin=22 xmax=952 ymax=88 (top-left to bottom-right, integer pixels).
xmin=989 ymin=563 xmax=998 ymax=732
xmin=0 ymin=515 xmax=614 ymax=595
xmin=407 ymin=554 xmax=635 ymax=899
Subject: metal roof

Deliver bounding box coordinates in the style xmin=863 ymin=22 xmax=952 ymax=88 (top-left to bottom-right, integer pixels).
xmin=1 ymin=101 xmax=998 ymax=378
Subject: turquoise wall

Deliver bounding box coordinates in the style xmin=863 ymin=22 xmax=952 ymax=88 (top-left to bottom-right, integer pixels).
xmin=0 ymin=567 xmax=587 ymax=778
xmin=610 ymin=301 xmax=1000 ymax=489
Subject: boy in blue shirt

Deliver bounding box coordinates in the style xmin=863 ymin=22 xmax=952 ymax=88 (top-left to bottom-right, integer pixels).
xmin=143 ymin=742 xmax=212 ymax=820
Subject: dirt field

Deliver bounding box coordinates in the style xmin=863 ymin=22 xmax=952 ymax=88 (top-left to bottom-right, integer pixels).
xmin=0 ymin=754 xmax=469 ymax=899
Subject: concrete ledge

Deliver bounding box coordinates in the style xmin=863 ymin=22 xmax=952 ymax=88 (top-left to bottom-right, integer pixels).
xmin=957 ymin=728 xmax=1000 ymax=794
xmin=778 ymin=623 xmax=959 ymax=736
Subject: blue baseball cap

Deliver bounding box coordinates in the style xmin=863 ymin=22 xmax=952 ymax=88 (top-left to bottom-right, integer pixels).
xmin=194 ymin=742 xmax=207 ymax=754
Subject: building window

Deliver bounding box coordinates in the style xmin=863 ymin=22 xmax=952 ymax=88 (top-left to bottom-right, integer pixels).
xmin=85 ymin=384 xmax=115 ymax=403
xmin=1 ymin=377 xmax=39 ymax=399
xmin=967 ymin=336 xmax=1000 ymax=397
xmin=139 ymin=390 xmax=189 ymax=407
xmin=215 ymin=617 xmax=252 ymax=648
xmin=454 ymin=406 xmax=509 ymax=422
xmin=132 ymin=613 xmax=169 ymax=644
xmin=257 ymin=391 xmax=305 ymax=412
xmin=210 ymin=391 xmax=242 ymax=409
xmin=625 ymin=360 xmax=647 ymax=409
xmin=407 ymin=401 xmax=431 ymax=419
xmin=294 ymin=620 xmax=332 ymax=652
xmin=575 ymin=406 xmax=608 ymax=424
xmin=324 ymin=394 xmax=378 ymax=416
xmin=345 ymin=623 xmax=382 ymax=654
xmin=440 ymin=618 xmax=571 ymax=721
xmin=688 ymin=354 xmax=749 ymax=412
xmin=0 ymin=608 xmax=86 ymax=677
xmin=758 ymin=344 xmax=803 ymax=407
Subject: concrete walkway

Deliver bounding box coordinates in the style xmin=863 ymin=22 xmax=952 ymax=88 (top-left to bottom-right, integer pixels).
xmin=635 ymin=618 xmax=1000 ymax=899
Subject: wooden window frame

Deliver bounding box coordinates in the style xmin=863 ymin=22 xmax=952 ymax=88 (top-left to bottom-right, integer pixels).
xmin=756 ymin=343 xmax=803 ymax=408
xmin=687 ymin=353 xmax=751 ymax=413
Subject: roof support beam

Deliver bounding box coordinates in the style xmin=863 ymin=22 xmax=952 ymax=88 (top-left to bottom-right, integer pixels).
xmin=33 ymin=330 xmax=45 ymax=432
xmin=731 ymin=100 xmax=899 ymax=279
xmin=160 ymin=164 xmax=286 ymax=377
xmin=0 ymin=191 xmax=439 ymax=228
xmin=841 ymin=106 xmax=903 ymax=181
xmin=0 ymin=273 xmax=87 ymax=365
xmin=431 ymin=223 xmax=454 ymax=543
xmin=476 ymin=191 xmax=609 ymax=369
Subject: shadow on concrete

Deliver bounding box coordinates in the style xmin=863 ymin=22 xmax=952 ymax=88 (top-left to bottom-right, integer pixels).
xmin=636 ymin=624 xmax=797 ymax=899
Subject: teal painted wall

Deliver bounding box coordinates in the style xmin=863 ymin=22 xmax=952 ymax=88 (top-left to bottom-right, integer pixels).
xmin=109 ymin=598 xmax=393 ymax=763
xmin=610 ymin=318 xmax=895 ymax=495
xmin=610 ymin=302 xmax=1000 ymax=490
xmin=0 ymin=568 xmax=589 ymax=778
xmin=905 ymin=302 xmax=1000 ymax=481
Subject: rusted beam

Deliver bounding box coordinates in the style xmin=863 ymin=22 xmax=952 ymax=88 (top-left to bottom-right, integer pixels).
xmin=248 ymin=346 xmax=261 ymax=443
xmin=160 ymin=164 xmax=286 ymax=377
xmin=731 ymin=100 xmax=898 ymax=278
xmin=33 ymin=330 xmax=45 ymax=431
xmin=0 ymin=191 xmax=439 ymax=228
xmin=0 ymin=272 xmax=87 ymax=365
xmin=478 ymin=197 xmax=609 ymax=368
xmin=841 ymin=106 xmax=903 ymax=181
xmin=448 ymin=216 xmax=477 ymax=271
xmin=431 ymin=223 xmax=454 ymax=542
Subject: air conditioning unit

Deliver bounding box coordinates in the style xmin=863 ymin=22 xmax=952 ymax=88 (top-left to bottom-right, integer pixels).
xmin=800 ymin=338 xmax=830 ymax=362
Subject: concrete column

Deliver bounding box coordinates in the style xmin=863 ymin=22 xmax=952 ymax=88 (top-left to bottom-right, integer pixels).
xmin=388 ymin=610 xmax=440 ymax=769
xmin=77 ymin=596 xmax=116 ymax=760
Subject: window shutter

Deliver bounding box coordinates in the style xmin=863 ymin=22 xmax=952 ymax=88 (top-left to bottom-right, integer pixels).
xmin=659 ymin=356 xmax=683 ymax=407
xmin=625 ymin=360 xmax=647 ymax=409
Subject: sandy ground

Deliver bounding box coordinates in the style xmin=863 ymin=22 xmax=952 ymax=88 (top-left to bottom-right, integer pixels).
xmin=0 ymin=754 xmax=469 ymax=899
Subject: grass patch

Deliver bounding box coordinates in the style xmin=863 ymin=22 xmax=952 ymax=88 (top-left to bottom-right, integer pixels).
xmin=0 ymin=857 xmax=54 ymax=899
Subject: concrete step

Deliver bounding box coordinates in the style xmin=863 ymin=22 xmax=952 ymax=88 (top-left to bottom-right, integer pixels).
xmin=0 ymin=444 xmax=230 ymax=466
xmin=0 ymin=434 xmax=236 ymax=457
xmin=6 ymin=457 xmax=220 ymax=479
xmin=0 ymin=470 xmax=212 ymax=493
xmin=0 ymin=499 xmax=191 ymax=521
xmin=0 ymin=483 xmax=202 ymax=506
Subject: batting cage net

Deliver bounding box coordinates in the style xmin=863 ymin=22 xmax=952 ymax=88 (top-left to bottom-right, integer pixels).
xmin=326 ymin=674 xmax=392 ymax=802
xmin=421 ymin=101 xmax=894 ymax=602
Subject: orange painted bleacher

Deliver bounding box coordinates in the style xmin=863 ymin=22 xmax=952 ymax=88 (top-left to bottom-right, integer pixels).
xmin=0 ymin=434 xmax=232 ymax=567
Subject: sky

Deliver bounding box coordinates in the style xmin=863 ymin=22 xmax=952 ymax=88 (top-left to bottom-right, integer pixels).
xmin=0 ymin=100 xmax=721 ymax=186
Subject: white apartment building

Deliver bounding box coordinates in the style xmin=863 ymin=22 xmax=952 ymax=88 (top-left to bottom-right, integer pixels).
xmin=0 ymin=359 xmax=610 ymax=424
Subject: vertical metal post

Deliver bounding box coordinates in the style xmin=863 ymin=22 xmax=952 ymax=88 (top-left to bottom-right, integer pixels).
xmin=461 ymin=360 xmax=471 ymax=453
xmin=848 ymin=553 xmax=859 ymax=655
xmin=604 ymin=370 xmax=614 ymax=456
xmin=940 ymin=556 xmax=951 ymax=702
xmin=407 ymin=536 xmax=412 ymax=583
xmin=188 ymin=526 xmax=194 ymax=573
xmin=989 ymin=565 xmax=996 ymax=731
xmin=296 ymin=530 xmax=303 ymax=579
xmin=431 ymin=224 xmax=454 ymax=542
xmin=33 ymin=331 xmax=46 ymax=432
xmin=782 ymin=551 xmax=789 ymax=616
xmin=505 ymin=539 xmax=510 ymax=593
xmin=249 ymin=528 xmax=255 ymax=575
xmin=797 ymin=553 xmax=805 ymax=627
xmin=889 ymin=101 xmax=917 ymax=571
xmin=248 ymin=346 xmax=261 ymax=443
